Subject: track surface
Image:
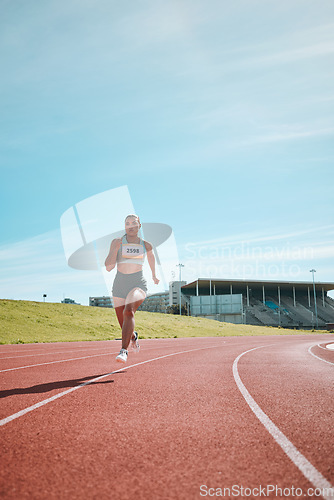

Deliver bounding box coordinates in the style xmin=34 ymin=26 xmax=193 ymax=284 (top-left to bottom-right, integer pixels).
xmin=1 ymin=334 xmax=333 ymax=499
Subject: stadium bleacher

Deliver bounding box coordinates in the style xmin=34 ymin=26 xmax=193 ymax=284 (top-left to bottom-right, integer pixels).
xmin=181 ymin=278 xmax=334 ymax=330
xmin=245 ymin=293 xmax=334 ymax=329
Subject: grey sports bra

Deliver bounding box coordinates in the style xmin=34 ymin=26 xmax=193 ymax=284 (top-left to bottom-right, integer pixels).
xmin=116 ymin=235 xmax=146 ymax=266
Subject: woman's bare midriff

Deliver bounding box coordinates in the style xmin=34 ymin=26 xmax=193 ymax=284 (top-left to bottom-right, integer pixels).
xmin=117 ymin=263 xmax=143 ymax=274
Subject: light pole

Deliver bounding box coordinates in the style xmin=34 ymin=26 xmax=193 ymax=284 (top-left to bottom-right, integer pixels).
xmin=310 ymin=269 xmax=318 ymax=329
xmin=176 ymin=263 xmax=184 ymax=316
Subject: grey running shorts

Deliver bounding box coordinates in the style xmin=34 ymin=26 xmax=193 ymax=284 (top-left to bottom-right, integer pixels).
xmin=112 ymin=270 xmax=148 ymax=299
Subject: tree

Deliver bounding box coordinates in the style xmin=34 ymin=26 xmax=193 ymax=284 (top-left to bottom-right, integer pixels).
xmin=167 ymin=304 xmax=187 ymax=315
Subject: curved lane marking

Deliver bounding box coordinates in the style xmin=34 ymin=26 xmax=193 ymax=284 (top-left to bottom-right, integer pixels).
xmin=316 ymin=344 xmax=334 ymax=352
xmin=308 ymin=345 xmax=334 ymax=366
xmin=233 ymin=346 xmax=333 ymax=500
xmin=316 ymin=345 xmax=328 ymax=351
xmin=326 ymin=343 xmax=334 ymax=351
xmin=0 ymin=345 xmax=218 ymax=427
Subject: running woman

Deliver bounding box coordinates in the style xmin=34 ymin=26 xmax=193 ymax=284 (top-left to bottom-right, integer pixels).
xmin=105 ymin=214 xmax=159 ymax=363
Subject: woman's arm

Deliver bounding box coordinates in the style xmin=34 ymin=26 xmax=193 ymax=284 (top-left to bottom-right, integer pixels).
xmin=144 ymin=241 xmax=159 ymax=284
xmin=105 ymin=239 xmax=121 ymax=272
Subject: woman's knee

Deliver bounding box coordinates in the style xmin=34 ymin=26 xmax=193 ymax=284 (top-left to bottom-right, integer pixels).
xmin=127 ymin=288 xmax=145 ymax=304
xmin=123 ymin=305 xmax=135 ymax=317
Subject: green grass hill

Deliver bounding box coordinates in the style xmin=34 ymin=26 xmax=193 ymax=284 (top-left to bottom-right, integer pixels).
xmin=0 ymin=299 xmax=327 ymax=345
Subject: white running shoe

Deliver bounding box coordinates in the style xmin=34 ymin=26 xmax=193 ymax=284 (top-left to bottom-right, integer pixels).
xmin=131 ymin=331 xmax=140 ymax=352
xmin=116 ymin=348 xmax=128 ymax=363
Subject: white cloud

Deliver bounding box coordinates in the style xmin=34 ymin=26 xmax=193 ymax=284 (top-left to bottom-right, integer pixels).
xmin=240 ymin=41 xmax=334 ymax=69
xmin=182 ymin=224 xmax=334 ymax=247
xmin=180 ymin=224 xmax=334 ymax=285
xmin=242 ymin=126 xmax=334 ymax=146
xmin=1 ymin=223 xmax=334 ymax=305
xmin=115 ymin=1 xmax=196 ymax=48
xmin=0 ymin=230 xmax=106 ymax=305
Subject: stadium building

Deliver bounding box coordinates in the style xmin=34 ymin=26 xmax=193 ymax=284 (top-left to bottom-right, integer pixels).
xmin=138 ymin=291 xmax=169 ymax=313
xmin=61 ymin=297 xmax=80 ymax=305
xmin=181 ymin=278 xmax=334 ymax=330
xmin=139 ymin=283 xmax=187 ymax=313
xmin=89 ymin=296 xmax=113 ymax=308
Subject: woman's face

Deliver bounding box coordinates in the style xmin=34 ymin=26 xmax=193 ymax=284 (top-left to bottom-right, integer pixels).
xmin=125 ymin=217 xmax=140 ymax=235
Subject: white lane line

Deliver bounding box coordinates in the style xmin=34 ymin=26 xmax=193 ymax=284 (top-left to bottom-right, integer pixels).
xmin=233 ymin=346 xmax=333 ymax=500
xmin=0 ymin=341 xmax=218 ymax=373
xmin=0 ymin=344 xmax=187 ymax=373
xmin=0 ymin=351 xmax=119 ymax=373
xmin=0 ymin=345 xmax=119 ymax=360
xmin=0 ymin=344 xmax=218 ymax=427
xmin=326 ymin=343 xmax=334 ymax=351
xmin=0 ymin=338 xmax=224 ymax=358
xmin=316 ymin=344 xmax=333 ymax=351
xmin=0 ymin=346 xmax=99 ymax=355
xmin=308 ymin=345 xmax=334 ymax=366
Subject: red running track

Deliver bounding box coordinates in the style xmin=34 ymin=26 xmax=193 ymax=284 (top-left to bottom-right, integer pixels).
xmin=0 ymin=335 xmax=333 ymax=499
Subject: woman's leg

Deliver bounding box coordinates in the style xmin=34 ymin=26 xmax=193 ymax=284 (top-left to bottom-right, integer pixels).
xmin=121 ymin=288 xmax=146 ymax=350
xmin=113 ymin=296 xmax=126 ymax=329
xmin=113 ymin=296 xmax=139 ymax=344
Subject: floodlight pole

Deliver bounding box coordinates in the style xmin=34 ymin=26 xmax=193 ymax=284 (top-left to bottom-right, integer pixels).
xmin=177 ymin=263 xmax=184 ymax=316
xmin=310 ymin=269 xmax=318 ymax=329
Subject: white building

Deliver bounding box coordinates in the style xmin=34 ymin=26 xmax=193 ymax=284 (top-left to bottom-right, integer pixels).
xmin=89 ymin=296 xmax=113 ymax=308
xmin=169 ymin=281 xmax=187 ymax=306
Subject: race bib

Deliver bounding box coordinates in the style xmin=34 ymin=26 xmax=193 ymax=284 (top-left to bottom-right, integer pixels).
xmin=122 ymin=243 xmax=144 ymax=259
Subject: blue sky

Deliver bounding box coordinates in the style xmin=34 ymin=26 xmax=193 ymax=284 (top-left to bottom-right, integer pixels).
xmin=1 ymin=0 xmax=334 ymax=305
